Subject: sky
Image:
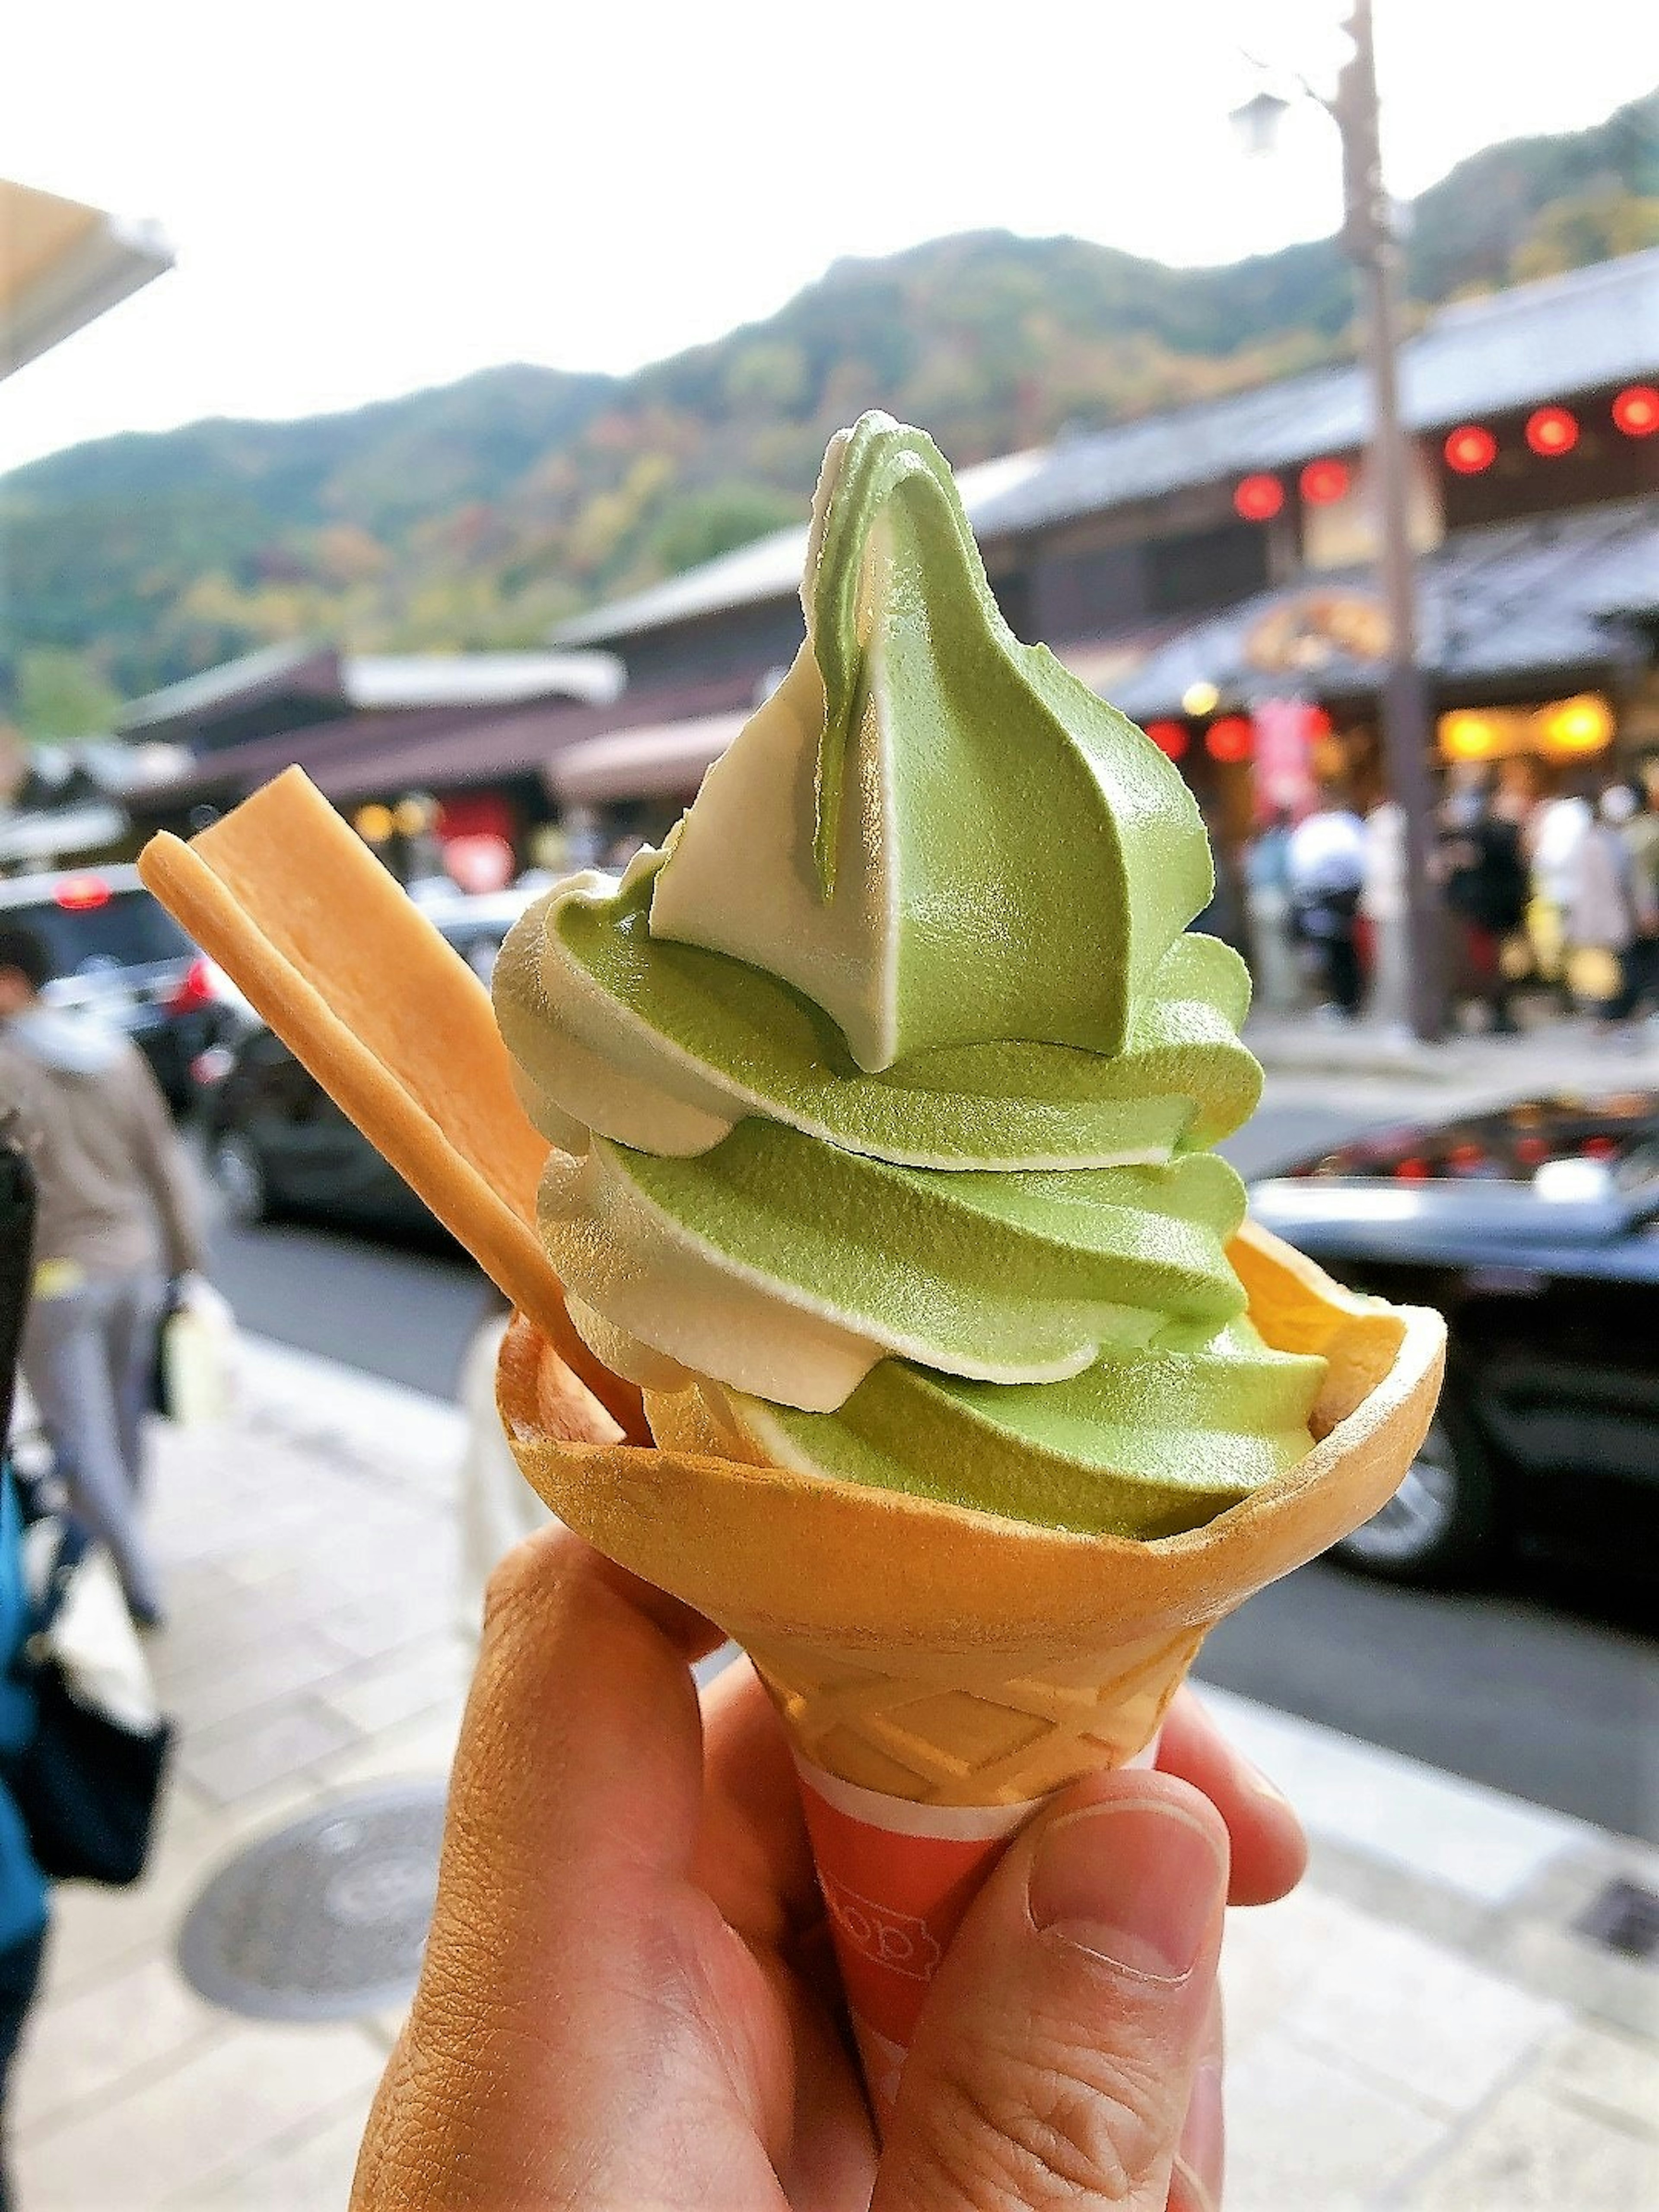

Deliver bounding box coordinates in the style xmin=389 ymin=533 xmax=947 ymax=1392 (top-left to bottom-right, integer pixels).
xmin=3 ymin=0 xmax=1656 ymax=473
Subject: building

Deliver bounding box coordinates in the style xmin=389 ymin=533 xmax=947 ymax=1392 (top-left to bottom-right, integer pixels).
xmin=550 ymin=250 xmax=1659 ymax=846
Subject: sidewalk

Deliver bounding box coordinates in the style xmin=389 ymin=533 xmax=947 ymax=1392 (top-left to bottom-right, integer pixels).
xmin=1246 ymin=1007 xmax=1659 ymax=1087
xmin=12 ymin=1341 xmax=1659 ymax=2210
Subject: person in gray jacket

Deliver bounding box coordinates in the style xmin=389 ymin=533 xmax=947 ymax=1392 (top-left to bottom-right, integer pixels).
xmin=0 ymin=923 xmax=204 ymax=1629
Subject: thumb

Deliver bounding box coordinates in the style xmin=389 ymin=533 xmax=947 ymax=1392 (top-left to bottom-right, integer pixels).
xmin=874 ymin=1773 xmax=1229 ymax=2212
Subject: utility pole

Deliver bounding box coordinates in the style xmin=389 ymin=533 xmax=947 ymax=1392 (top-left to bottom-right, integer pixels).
xmin=1235 ymin=1 xmax=1448 ymax=1039
xmin=1335 ymin=0 xmax=1447 ymax=1039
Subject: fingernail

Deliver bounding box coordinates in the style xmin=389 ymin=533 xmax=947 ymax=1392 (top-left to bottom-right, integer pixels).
xmin=1236 ymin=1748 xmax=1293 ymax=1813
xmin=1177 ymin=2059 xmax=1225 ymax=2201
xmin=1027 ymin=1802 xmax=1227 ymax=1981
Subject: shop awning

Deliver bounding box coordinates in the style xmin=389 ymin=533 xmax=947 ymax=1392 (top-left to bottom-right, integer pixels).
xmin=1110 ymin=497 xmax=1659 ymax=723
xmin=2 ymin=178 xmax=173 ymax=379
xmin=548 ymin=712 xmax=748 ymax=806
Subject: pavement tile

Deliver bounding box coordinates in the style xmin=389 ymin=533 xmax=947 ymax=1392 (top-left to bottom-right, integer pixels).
xmin=316 ymin=1588 xmax=453 ymax=1663
xmin=1537 ymin=2018 xmax=1659 ymax=2136
xmin=1199 ymin=1686 xmax=1586 ymax=1908
xmin=308 ymin=1710 xmax=461 ymax=1795
xmin=12 ymin=2021 xmax=385 ymax=2211
xmin=156 ymin=1625 xmax=362 ymax=1732
xmin=1220 ymin=1885 xmax=1367 ymax=2050
xmin=170 ymin=2103 xmax=372 ymax=2210
xmin=1223 ymin=2028 xmax=1446 ymax=2210
xmin=1276 ymin=1911 xmax=1566 ymax=2116
xmin=318 ymin=1639 xmax=472 ymax=1737
xmin=176 ymin=1698 xmax=360 ymax=1806
xmin=1400 ymin=2069 xmax=1659 ymax=2210
xmin=12 ymin=1955 xmax=220 ymax=2138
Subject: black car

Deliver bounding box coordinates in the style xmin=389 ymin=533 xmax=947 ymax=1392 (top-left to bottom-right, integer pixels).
xmin=0 ymin=864 xmax=228 ymax=1111
xmin=198 ymin=890 xmax=536 ymax=1235
xmin=1249 ymin=1093 xmax=1659 ymax=1585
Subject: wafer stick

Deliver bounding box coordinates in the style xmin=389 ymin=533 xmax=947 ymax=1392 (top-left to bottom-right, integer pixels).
xmin=138 ymin=767 xmax=648 ymax=1442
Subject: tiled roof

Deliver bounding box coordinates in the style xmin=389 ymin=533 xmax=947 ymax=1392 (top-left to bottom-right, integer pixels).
xmin=1109 ymin=496 xmax=1659 ymax=722
xmin=555 ymin=251 xmax=1659 ymax=650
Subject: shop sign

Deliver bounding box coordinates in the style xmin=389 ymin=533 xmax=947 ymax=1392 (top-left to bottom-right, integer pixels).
xmin=1245 ymin=591 xmax=1389 ymax=674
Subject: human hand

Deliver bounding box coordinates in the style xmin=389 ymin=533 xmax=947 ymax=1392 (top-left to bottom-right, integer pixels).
xmin=352 ymin=1528 xmax=1306 ymax=2212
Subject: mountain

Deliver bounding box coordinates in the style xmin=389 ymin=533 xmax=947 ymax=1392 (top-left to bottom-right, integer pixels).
xmin=3 ymin=89 xmax=1655 ymax=721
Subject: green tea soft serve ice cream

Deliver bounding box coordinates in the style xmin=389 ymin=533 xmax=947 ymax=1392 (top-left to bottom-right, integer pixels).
xmin=496 ymin=412 xmax=1325 ymax=1538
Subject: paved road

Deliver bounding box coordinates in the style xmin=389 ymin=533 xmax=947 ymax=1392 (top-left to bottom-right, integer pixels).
xmin=203 ymin=1082 xmax=1659 ymax=1843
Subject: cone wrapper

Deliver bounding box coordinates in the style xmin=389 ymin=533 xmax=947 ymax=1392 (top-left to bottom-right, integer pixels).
xmin=498 ymin=1224 xmax=1444 ymax=2126
xmin=789 ymin=1737 xmax=1157 ymax=2132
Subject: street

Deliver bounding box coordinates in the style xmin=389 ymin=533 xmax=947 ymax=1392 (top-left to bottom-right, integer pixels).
xmin=203 ymin=1077 xmax=1659 ymax=1845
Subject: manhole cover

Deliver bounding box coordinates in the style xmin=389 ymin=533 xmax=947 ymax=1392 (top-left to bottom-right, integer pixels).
xmin=1576 ymin=1878 xmax=1659 ymax=1963
xmin=177 ymin=1785 xmax=446 ymax=2020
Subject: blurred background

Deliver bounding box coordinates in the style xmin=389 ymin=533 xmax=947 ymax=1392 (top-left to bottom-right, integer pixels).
xmin=2 ymin=3 xmax=1658 ymax=2205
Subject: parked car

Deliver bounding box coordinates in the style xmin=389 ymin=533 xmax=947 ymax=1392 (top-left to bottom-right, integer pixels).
xmin=198 ymin=889 xmax=537 ymax=1234
xmin=0 ymin=863 xmax=232 ymax=1111
xmin=1249 ymin=1092 xmax=1659 ymax=1585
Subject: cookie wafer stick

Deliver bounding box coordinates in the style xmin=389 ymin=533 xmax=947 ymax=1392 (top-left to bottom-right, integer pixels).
xmin=138 ymin=767 xmax=648 ymax=1443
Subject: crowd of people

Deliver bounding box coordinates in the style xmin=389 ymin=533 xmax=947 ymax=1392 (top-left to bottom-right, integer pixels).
xmin=1243 ymin=760 xmax=1659 ymax=1035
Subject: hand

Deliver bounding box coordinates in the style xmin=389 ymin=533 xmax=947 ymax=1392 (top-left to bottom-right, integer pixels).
xmin=352 ymin=1528 xmax=1307 ymax=2212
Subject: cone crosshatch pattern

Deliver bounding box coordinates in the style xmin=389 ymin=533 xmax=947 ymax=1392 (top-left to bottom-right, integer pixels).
xmin=742 ymin=1623 xmax=1206 ymax=1806
xmin=497 ymin=1221 xmax=1445 ymax=1813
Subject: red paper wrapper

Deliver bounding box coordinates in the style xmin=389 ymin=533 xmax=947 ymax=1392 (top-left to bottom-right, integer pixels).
xmin=793 ymin=1736 xmax=1160 ymax=2133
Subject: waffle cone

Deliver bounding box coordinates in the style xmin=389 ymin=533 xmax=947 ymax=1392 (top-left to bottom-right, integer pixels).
xmin=498 ymin=1217 xmax=1443 ymax=1807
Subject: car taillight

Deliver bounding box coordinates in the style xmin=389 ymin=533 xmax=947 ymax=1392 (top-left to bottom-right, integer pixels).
xmin=54 ymin=874 xmax=111 ymax=911
xmin=167 ymin=957 xmax=216 ymax=1014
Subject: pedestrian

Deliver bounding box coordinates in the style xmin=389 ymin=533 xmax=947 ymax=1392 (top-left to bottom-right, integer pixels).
xmin=1360 ymin=794 xmax=1411 ymax=1035
xmin=1525 ymin=777 xmax=1592 ymax=1006
xmin=1287 ymin=784 xmax=1366 ymax=1018
xmin=1563 ymin=787 xmax=1657 ymax=1030
xmin=1242 ymin=807 xmax=1301 ymax=1012
xmin=0 ymin=924 xmax=206 ymax=1630
xmin=1618 ymin=761 xmax=1659 ymax=1011
xmin=1439 ymin=771 xmax=1528 ymax=1033
xmin=453 ymin=1285 xmax=555 ymax=1638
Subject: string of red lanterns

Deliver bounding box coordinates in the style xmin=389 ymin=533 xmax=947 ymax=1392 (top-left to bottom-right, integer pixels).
xmin=1525 ymin=405 xmax=1578 ymax=456
xmin=1232 ymin=473 xmax=1284 ymax=521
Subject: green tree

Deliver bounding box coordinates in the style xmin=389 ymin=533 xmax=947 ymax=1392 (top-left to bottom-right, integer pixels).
xmin=14 ymin=646 xmax=123 ymax=742
xmin=1511 ymin=189 xmax=1659 ymax=282
xmin=648 ymin=483 xmax=797 ymax=576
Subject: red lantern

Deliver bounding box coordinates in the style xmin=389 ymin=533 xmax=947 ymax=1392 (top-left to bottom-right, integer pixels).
xmin=1233 ymin=473 xmax=1284 ymax=521
xmin=1299 ymin=458 xmax=1350 ymax=505
xmin=1205 ymin=716 xmax=1254 ymax=763
xmin=1443 ymin=424 xmax=1497 ymax=474
xmin=1613 ymin=385 xmax=1659 ymax=438
xmin=1526 ymin=406 xmax=1578 ymax=457
xmin=1144 ymin=720 xmax=1189 ymax=760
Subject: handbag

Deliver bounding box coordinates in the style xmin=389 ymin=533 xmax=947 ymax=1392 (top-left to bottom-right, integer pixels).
xmin=5 ymin=1522 xmax=172 ymax=1886
xmin=156 ymin=1276 xmax=238 ymax=1428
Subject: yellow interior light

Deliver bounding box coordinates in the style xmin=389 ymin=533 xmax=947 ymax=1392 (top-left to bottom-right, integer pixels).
xmin=354 ymin=803 xmax=394 ymax=843
xmin=1539 ymin=694 xmax=1613 ymax=756
xmin=1181 ymin=680 xmax=1220 ymax=717
xmin=394 ymin=796 xmax=434 ymax=836
xmin=1440 ymin=712 xmax=1500 ymax=761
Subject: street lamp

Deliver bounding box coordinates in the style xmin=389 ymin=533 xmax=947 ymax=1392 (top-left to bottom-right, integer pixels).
xmin=1232 ymin=1 xmax=1447 ymax=1042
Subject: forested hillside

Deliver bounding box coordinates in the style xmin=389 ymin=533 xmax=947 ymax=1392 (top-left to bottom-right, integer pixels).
xmin=4 ymin=89 xmax=1654 ymax=729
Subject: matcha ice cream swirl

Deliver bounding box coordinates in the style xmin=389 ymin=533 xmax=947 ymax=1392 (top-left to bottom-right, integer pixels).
xmin=496 ymin=413 xmax=1325 ymax=1537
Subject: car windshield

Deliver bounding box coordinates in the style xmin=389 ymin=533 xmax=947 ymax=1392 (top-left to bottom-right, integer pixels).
xmin=11 ymin=887 xmax=193 ymax=980
xmin=1291 ymin=1094 xmax=1659 ymax=1195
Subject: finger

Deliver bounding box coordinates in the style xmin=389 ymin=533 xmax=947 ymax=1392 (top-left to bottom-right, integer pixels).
xmin=1157 ymin=1688 xmax=1308 ymax=1906
xmin=875 ymin=1769 xmax=1228 ymax=2212
xmin=696 ymin=1655 xmax=822 ymax=1945
xmin=354 ymin=1527 xmax=749 ymax=2207
xmin=1169 ymin=1984 xmax=1224 ymax=2212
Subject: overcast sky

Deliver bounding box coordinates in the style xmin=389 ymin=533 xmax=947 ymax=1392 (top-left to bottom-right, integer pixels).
xmin=4 ymin=0 xmax=1656 ymax=473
